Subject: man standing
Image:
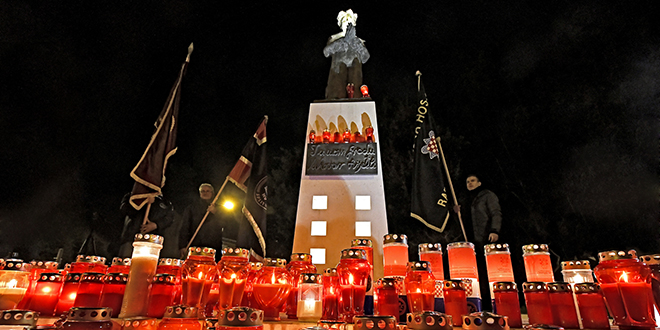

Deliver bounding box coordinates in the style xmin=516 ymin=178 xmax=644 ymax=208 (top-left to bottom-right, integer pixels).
xmin=179 ymin=183 xmax=224 ymax=259
xmin=462 ymin=175 xmax=502 ymax=244
xmin=118 ymin=193 xmax=174 ymax=257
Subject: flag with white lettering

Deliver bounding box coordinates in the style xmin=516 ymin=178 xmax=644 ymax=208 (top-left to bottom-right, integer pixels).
xmin=410 ymin=71 xmax=450 ymax=232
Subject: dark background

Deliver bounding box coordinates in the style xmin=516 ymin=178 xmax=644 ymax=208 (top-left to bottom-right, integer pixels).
xmin=1 ymin=1 xmax=658 ymax=273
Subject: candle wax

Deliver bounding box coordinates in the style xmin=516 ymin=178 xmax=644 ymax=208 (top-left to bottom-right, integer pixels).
xmin=297 ymin=299 xmax=322 ymax=321
xmin=406 ymin=292 xmax=435 ymax=312
xmin=119 ymin=254 xmax=158 ymax=318
xmin=218 ymin=277 xmax=246 ymax=309
xmin=322 ymin=293 xmax=339 ymax=321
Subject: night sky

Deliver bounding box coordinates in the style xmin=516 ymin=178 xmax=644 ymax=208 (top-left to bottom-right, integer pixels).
xmin=1 ymin=2 xmax=658 ymax=263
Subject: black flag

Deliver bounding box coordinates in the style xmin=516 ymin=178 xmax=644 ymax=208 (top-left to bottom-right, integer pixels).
xmin=410 ymin=72 xmax=450 ymax=232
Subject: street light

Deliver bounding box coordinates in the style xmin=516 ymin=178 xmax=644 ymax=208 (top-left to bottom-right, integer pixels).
xmin=222 ymin=200 xmax=235 ymax=210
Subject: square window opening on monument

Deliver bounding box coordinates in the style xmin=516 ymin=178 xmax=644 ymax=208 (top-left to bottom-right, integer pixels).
xmin=310 ymin=221 xmax=327 ymax=236
xmin=355 ymin=221 xmax=372 ymax=237
xmin=355 ymin=195 xmax=371 ymax=210
xmin=309 ymin=248 xmax=326 ymax=265
xmin=312 ymin=195 xmax=328 ymax=210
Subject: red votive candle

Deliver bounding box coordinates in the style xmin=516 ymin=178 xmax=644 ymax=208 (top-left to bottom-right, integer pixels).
xmin=548 ymin=282 xmax=580 ymax=329
xmin=353 ymin=131 xmax=362 ymax=143
xmin=418 ymin=243 xmax=444 ymax=280
xmin=74 ymin=272 xmax=105 ymax=307
xmin=447 ymin=242 xmax=478 ymax=279
xmin=594 ymin=249 xmax=656 ymax=330
xmin=522 ymin=282 xmax=555 ymax=325
xmin=491 ymin=282 xmax=522 ymax=328
xmin=333 ymin=132 xmax=341 ymax=144
xmin=147 ymin=274 xmax=177 ymax=318
xmin=157 ymin=258 xmax=183 ymax=305
xmin=373 ymin=278 xmax=399 ymax=318
xmin=157 ymin=305 xmax=202 ymax=330
xmin=240 ymin=262 xmax=262 ymax=308
xmin=108 ymin=257 xmax=132 ymax=274
xmin=0 ymin=258 xmax=30 ymax=310
xmin=442 ymin=280 xmax=468 ymax=326
xmin=337 ymin=248 xmax=371 ymax=323
xmin=574 ymin=283 xmax=610 ymax=329
xmin=56 ymin=272 xmax=82 ymax=315
xmin=296 ymin=273 xmax=323 ymax=322
xmin=405 ymin=262 xmax=435 ymax=313
xmin=522 ymin=244 xmax=554 ymax=282
xmin=383 ymin=234 xmax=408 ymax=278
xmin=181 ymin=247 xmax=218 ymax=312
xmin=323 ymin=129 xmax=331 ymax=143
xmin=365 ymin=126 xmax=374 ymax=143
xmin=352 ymin=238 xmax=374 ymax=314
xmin=640 ymin=254 xmax=660 ymax=317
xmin=286 ymin=253 xmax=317 ymax=319
xmin=99 ymin=272 xmax=128 ymax=318
xmin=26 ymin=272 xmax=63 ymax=316
xmin=322 ymin=268 xmax=340 ymax=321
xmin=484 ymin=244 xmax=514 ymax=282
xmin=309 ymin=130 xmax=316 ymax=144
xmin=252 ymin=258 xmax=292 ymax=320
xmin=217 ymin=248 xmax=250 ymax=310
xmin=18 ymin=260 xmax=58 ymax=309
xmin=71 ymin=255 xmax=108 ymax=274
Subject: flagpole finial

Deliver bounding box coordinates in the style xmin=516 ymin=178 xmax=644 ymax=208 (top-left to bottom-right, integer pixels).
xmin=416 ymin=70 xmax=422 ymax=76
xmin=186 ymin=43 xmax=194 ymax=62
xmin=263 ymin=115 xmax=269 ymax=124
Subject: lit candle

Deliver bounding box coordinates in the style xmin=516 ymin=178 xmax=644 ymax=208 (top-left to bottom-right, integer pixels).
xmin=252 ymin=258 xmax=292 ymax=320
xmin=322 ymin=129 xmax=331 ymax=143
xmin=55 ymin=272 xmax=81 ymax=315
xmin=296 ymin=273 xmax=323 ymax=322
xmin=321 ymin=268 xmax=340 ymax=321
xmin=26 ymin=272 xmax=63 ymax=316
xmin=286 ymin=253 xmax=317 ymax=319
xmin=373 ymin=278 xmax=399 ymax=318
xmin=217 ymin=248 xmax=249 ymax=310
xmin=337 ymin=249 xmax=371 ymax=323
xmin=181 ymin=246 xmax=218 ymax=316
xmin=442 ymin=280 xmax=468 ymax=326
xmin=0 ymin=257 xmax=30 ymax=310
xmin=447 ymin=242 xmax=478 ymax=279
xmin=382 ymin=234 xmax=408 ymax=278
xmin=491 ymin=282 xmax=522 ymax=328
xmin=404 ymin=261 xmax=435 ymax=313
xmin=74 ymin=272 xmax=105 ymax=307
xmin=522 ymin=244 xmax=554 ymax=282
xmin=119 ymin=234 xmax=163 ymax=318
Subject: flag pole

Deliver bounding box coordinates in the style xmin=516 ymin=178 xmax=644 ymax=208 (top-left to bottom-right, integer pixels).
xmin=436 ymin=137 xmax=468 ymax=241
xmin=185 ymin=177 xmax=230 ymax=250
xmin=142 ymin=203 xmax=152 ymax=225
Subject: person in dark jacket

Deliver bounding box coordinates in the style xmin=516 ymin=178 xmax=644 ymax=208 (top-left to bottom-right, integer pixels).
xmin=178 ymin=183 xmax=223 ymax=259
xmin=464 ymin=175 xmax=502 ymax=244
xmin=118 ymin=193 xmax=174 ymax=257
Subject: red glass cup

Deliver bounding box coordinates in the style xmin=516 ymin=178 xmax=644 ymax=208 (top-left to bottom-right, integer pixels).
xmin=309 ymin=130 xmax=316 ymax=144
xmin=337 ymin=248 xmax=371 ymax=323
xmin=351 ymin=239 xmax=375 ymax=313
xmin=383 ymin=234 xmax=408 ymax=278
xmin=157 ymin=258 xmax=183 ymax=305
xmin=548 ymin=282 xmax=580 ymax=329
xmin=147 ymin=274 xmax=178 ymax=318
xmin=56 ymin=272 xmax=82 ymax=315
xmin=442 ymin=280 xmax=468 ymax=326
xmin=574 ymin=283 xmax=610 ymax=329
xmin=323 ymin=129 xmax=331 ymax=143
xmin=594 ymin=250 xmax=656 ymax=330
xmin=640 ymin=254 xmax=660 ymax=315
xmin=491 ymin=282 xmax=522 ymax=328
xmin=353 ymin=132 xmax=363 ymax=143
xmin=70 ymin=255 xmax=108 ymax=274
xmin=522 ymin=282 xmax=555 ymax=325
xmin=484 ymin=244 xmax=514 ymax=282
xmin=322 ymin=268 xmax=341 ymax=321
xmin=447 ymin=242 xmax=478 ymax=279
xmin=74 ymin=272 xmax=105 ymax=307
xmin=99 ymin=272 xmax=128 ymax=318
xmin=17 ymin=260 xmax=58 ymax=309
xmin=108 ymin=257 xmax=132 ymax=274
xmin=252 ymin=258 xmax=292 ymax=320
xmin=217 ymin=248 xmax=250 ymax=310
xmin=285 ymin=253 xmax=317 ymax=319
xmin=404 ymin=262 xmax=435 ymax=312
xmin=333 ymin=132 xmax=341 ymax=144
xmin=240 ymin=262 xmax=262 ymax=307
xmin=360 ymin=85 xmax=370 ymax=98
xmin=342 ymin=129 xmax=351 ymax=143
xmin=522 ymin=244 xmax=555 ymax=282
xmin=365 ymin=126 xmax=374 ymax=143
xmin=373 ymin=278 xmax=399 ymax=318
xmin=418 ymin=243 xmax=444 ymax=280
xmin=181 ymin=247 xmax=218 ymax=310
xmin=157 ymin=305 xmax=201 ymax=330
xmin=26 ymin=272 xmax=63 ymax=316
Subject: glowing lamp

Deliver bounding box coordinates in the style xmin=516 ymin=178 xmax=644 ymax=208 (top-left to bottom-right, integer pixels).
xmin=373 ymin=278 xmax=398 ymax=318
xmin=56 ymin=272 xmax=82 ymax=315
xmin=382 ymin=234 xmax=409 ymax=277
xmin=181 ymin=247 xmax=218 ymax=313
xmin=321 ymin=268 xmax=340 ymax=321
xmin=322 ymin=129 xmax=331 ymax=143
xmin=286 ymin=253 xmax=317 ymax=319
xmin=74 ymin=272 xmax=105 ymax=307
xmin=118 ymin=234 xmax=164 ymax=318
xmin=0 ymin=258 xmax=29 ymax=310
xmin=360 ymin=85 xmax=370 ymax=98
xmin=404 ymin=262 xmax=435 ymax=313
xmin=337 ymin=249 xmax=371 ymax=323
xmin=252 ymin=258 xmax=292 ymax=320
xmin=217 ymin=248 xmax=250 ymax=310
xmin=296 ymin=273 xmax=323 ymax=322
xmin=26 ymin=272 xmax=63 ymax=316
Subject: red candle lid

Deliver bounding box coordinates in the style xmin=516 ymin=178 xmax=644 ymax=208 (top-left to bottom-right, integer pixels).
xmin=76 ymin=255 xmax=107 ymax=265
xmin=290 ymin=253 xmax=312 ymax=262
xmin=376 ymin=277 xmax=397 ymax=288
xmin=163 ymin=305 xmax=198 ymax=319
xmin=263 ymin=258 xmax=287 ymax=267
xmin=80 ymin=272 xmax=105 ymax=283
xmin=323 ymin=267 xmax=338 ymax=276
xmin=67 ymin=307 xmax=112 ymax=322
xmin=522 ymin=282 xmax=548 ymax=292
xmin=484 ymin=243 xmax=510 ymax=254
xmin=217 ymin=307 xmax=264 ymax=327
xmin=639 ymin=254 xmax=660 ymax=265
xmin=112 ymin=257 xmax=132 ymax=267
xmin=340 ymin=248 xmax=367 ymax=260
xmin=154 ymin=274 xmax=177 ymax=285
xmin=299 ymin=273 xmax=322 ymax=284
xmin=561 ymin=260 xmax=591 ymax=270
xmin=0 ymin=310 xmax=39 ymax=326
xmin=383 ymin=234 xmax=408 ymax=245
xmin=443 ymin=279 xmax=465 ymax=290
xmin=354 ymin=316 xmax=397 ymax=330
xmin=352 ymin=239 xmax=373 ymax=248
xmin=65 ymin=273 xmax=82 ymax=283
xmin=188 ymin=246 xmax=216 ymax=257
xmin=547 ymin=282 xmax=571 ymax=293
xmin=407 ymin=261 xmax=432 ymax=272
xmin=133 ymin=233 xmax=164 ymax=245
xmin=492 ymin=282 xmax=517 ymax=292
xmin=573 ymin=283 xmax=600 ymax=294
xmin=38 ymin=272 xmax=62 ymax=282
xmin=418 ymin=243 xmax=442 ymax=253
xmin=447 ymin=242 xmax=475 ymax=250
xmin=103 ymin=273 xmax=128 ymax=284
xmin=158 ymin=258 xmax=183 ymax=267
xmin=598 ymin=250 xmax=637 ymax=261
xmin=522 ymin=244 xmax=549 ymax=254
xmin=406 ymin=311 xmax=452 ymax=330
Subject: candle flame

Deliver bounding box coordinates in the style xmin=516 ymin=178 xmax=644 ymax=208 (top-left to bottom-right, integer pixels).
xmin=42 ymin=286 xmax=52 ymax=293
xmin=416 ymin=288 xmax=421 ymax=293
xmin=198 ymin=272 xmax=203 ymax=280
xmin=231 ymin=273 xmax=236 ymax=279
xmin=349 ymin=273 xmax=354 ymax=284
xmin=7 ymin=279 xmax=18 ymax=289
xmin=620 ymin=272 xmax=629 ymax=282
xmin=69 ymin=293 xmax=76 ymax=300
xmin=271 ymin=273 xmax=276 ymax=284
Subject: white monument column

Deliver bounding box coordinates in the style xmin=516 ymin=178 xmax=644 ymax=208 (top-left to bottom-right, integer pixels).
xmin=292 ymin=100 xmax=389 ymax=281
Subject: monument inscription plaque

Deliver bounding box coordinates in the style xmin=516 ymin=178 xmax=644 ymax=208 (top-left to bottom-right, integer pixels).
xmin=305 ymin=143 xmax=378 ymax=175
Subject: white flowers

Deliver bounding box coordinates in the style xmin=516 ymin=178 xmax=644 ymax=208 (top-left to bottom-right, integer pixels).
xmin=337 ymin=9 xmax=357 ymax=32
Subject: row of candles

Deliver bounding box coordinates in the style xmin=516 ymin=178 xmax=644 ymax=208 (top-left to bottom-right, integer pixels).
xmin=1 ymin=233 xmax=660 ymax=330
xmin=308 ymin=127 xmax=375 ymax=144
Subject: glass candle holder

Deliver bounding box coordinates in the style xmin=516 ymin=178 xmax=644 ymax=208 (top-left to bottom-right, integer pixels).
xmin=333 ymin=132 xmax=341 ymax=144
xmin=574 ymin=283 xmax=610 ymax=329
xmin=365 ymin=126 xmax=374 ymax=143
xmin=418 ymin=243 xmax=444 ymax=280
xmin=158 ymin=258 xmax=183 ymax=305
xmin=322 ymin=268 xmax=341 ymax=321
xmin=157 ymin=305 xmax=202 ymax=330
xmin=147 ymin=274 xmax=178 ymax=318
xmin=548 ymin=282 xmax=580 ymax=329
xmin=383 ymin=234 xmax=408 ymax=278
xmin=484 ymin=244 xmax=514 ymax=283
xmin=640 ymin=254 xmax=660 ymax=316
xmin=0 ymin=260 xmax=30 ymax=310
xmin=373 ymin=278 xmax=399 ymax=318
xmin=522 ymin=282 xmax=554 ymax=325
xmin=491 ymin=282 xmax=522 ymax=328
xmin=56 ymin=272 xmax=82 ymax=315
xmin=360 ymin=85 xmax=370 ymax=98
xmin=351 ymin=239 xmax=374 ymax=315
xmin=561 ymin=260 xmax=594 ymax=284
xmin=594 ymin=250 xmax=656 ymax=330
xmin=442 ymin=280 xmax=468 ymax=326
xmin=217 ymin=248 xmax=250 ymax=310
xmin=286 ymin=253 xmax=317 ymax=319
xmin=322 ymin=129 xmax=331 ymax=143
xmin=405 ymin=262 xmax=435 ymax=313
xmin=342 ymin=129 xmax=351 ymax=143
xmin=353 ymin=131 xmax=362 ymax=143
xmin=297 ymin=273 xmax=323 ymax=322
xmin=0 ymin=310 xmax=39 ymax=330
xmin=26 ymin=272 xmax=62 ymax=316
xmin=119 ymin=233 xmax=164 ymax=318
xmin=60 ymin=307 xmax=113 ymax=330
xmin=240 ymin=262 xmax=262 ymax=308
xmin=252 ymin=258 xmax=292 ymax=320
xmin=522 ymin=244 xmax=554 ymax=282
xmin=182 ymin=247 xmax=218 ymax=311
xmin=216 ymin=307 xmax=264 ymax=330
xmin=71 ymin=255 xmax=108 ymax=274
xmin=74 ymin=272 xmax=105 ymax=307
xmin=446 ymin=242 xmax=478 ymax=279
xmin=100 ymin=272 xmax=128 ymax=318
xmin=309 ymin=130 xmax=316 ymax=144
xmin=205 ymin=282 xmax=220 ymax=318
xmin=337 ymin=248 xmax=371 ymax=323
xmin=18 ymin=260 xmax=58 ymax=309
